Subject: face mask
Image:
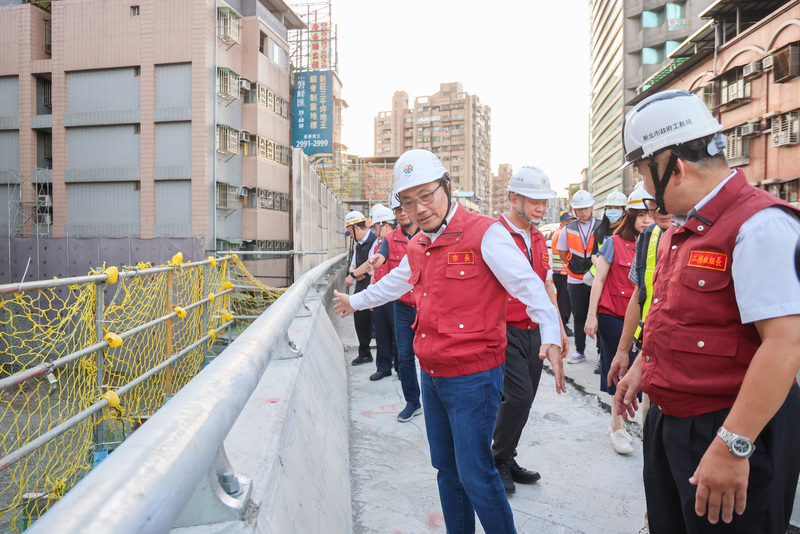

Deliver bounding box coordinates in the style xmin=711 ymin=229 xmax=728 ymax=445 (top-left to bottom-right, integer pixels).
xmin=606 ymin=209 xmax=624 ymax=223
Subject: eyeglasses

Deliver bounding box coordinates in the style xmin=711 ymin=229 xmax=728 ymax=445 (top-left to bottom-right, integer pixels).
xmin=400 ymin=183 xmax=443 ymax=211
xmin=642 ymin=198 xmax=659 ymax=211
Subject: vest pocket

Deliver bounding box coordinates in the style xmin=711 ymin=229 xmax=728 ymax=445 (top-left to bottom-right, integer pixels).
xmin=438 ymin=314 xmax=484 ymax=334
xmin=445 ymin=264 xmax=479 ymax=280
xmin=678 ymin=268 xmax=735 ymax=324
xmin=667 ymin=330 xmax=737 ymax=394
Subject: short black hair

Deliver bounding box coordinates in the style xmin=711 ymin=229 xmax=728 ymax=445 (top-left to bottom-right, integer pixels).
xmin=671 ymin=134 xmax=728 ymax=166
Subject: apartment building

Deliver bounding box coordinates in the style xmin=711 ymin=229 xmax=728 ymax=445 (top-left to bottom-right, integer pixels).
xmin=373 ymin=82 xmax=492 ymax=214
xmin=490 ymin=163 xmax=512 ymax=217
xmin=632 ymin=0 xmax=800 ymax=203
xmin=0 ymin=0 xmax=303 ymax=280
xmin=589 ymin=0 xmax=713 ymax=205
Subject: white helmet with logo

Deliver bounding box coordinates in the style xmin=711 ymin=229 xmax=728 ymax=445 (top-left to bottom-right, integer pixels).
xmin=571 ymin=189 xmax=595 ymax=209
xmin=622 ymin=89 xmax=725 ymax=169
xmin=392 ymin=149 xmax=448 ymax=196
xmin=605 ymin=191 xmax=628 ymax=208
xmin=506 ymin=166 xmax=557 ymax=199
xmin=627 ymin=185 xmax=655 ymax=211
xmin=371 ymin=205 xmax=395 ymax=224
xmin=344 ymin=210 xmax=365 ymax=228
xmin=390 ymin=195 xmax=401 ymax=210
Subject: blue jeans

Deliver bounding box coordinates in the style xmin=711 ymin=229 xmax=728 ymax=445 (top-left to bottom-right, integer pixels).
xmin=421 ymin=365 xmax=516 ymax=534
xmin=393 ymin=301 xmax=420 ymax=406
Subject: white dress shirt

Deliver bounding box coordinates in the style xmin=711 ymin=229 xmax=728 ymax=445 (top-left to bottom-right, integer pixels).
xmin=674 ymin=170 xmax=800 ymax=323
xmin=350 ymin=203 xmax=562 ymax=347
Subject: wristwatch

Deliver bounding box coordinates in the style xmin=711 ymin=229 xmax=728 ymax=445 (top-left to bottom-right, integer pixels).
xmin=716 ymin=426 xmax=755 ymax=459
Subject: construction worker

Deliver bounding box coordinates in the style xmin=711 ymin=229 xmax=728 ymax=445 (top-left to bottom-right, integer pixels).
xmin=614 ymin=89 xmax=800 ymax=533
xmin=343 ymin=210 xmax=377 ymax=366
xmin=583 ymin=187 xmax=653 ymax=455
xmin=551 ymin=212 xmax=576 ymax=336
xmin=351 ymin=205 xmax=398 ymax=381
xmin=557 ymin=189 xmax=600 ymax=364
xmin=333 ymin=149 xmax=564 ymax=533
xmin=492 ymin=166 xmax=570 ymax=494
xmin=362 ymin=196 xmax=423 ymax=421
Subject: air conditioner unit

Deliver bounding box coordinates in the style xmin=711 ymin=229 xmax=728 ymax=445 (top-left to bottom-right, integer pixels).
xmin=239 ymin=78 xmax=251 ymax=91
xmin=762 ymin=54 xmax=774 ymax=70
xmin=774 ymin=43 xmax=800 ymax=83
xmin=743 ymin=60 xmax=761 ymax=78
xmin=741 ymin=122 xmax=760 ymax=137
xmin=239 ymin=131 xmax=250 ymax=143
xmin=37 ymin=213 xmax=51 ymax=225
xmin=37 ymin=194 xmax=52 ymax=207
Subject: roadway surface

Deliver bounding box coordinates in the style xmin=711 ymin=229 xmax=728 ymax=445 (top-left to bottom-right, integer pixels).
xmin=342 ymin=319 xmax=800 ymax=534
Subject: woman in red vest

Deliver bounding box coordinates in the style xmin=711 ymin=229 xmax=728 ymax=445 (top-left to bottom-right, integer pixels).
xmin=584 ymin=189 xmax=652 ymax=454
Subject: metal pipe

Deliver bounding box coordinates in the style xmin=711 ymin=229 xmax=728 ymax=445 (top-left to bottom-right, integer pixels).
xmin=216 ymin=250 xmax=329 ymax=256
xmin=26 ymin=253 xmax=345 ymax=534
xmin=0 ymin=321 xmax=233 ymax=472
xmin=0 ymin=289 xmax=233 ymax=391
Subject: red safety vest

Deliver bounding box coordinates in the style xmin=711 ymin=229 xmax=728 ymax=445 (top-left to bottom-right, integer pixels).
xmin=597 ymin=235 xmax=636 ymax=317
xmin=381 ymin=227 xmax=416 ymax=307
xmin=406 ymin=204 xmax=507 ymax=377
xmin=641 ymin=170 xmax=800 ymax=417
xmin=498 ymin=215 xmax=549 ymax=329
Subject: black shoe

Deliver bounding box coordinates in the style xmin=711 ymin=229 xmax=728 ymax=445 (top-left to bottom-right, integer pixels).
xmin=509 ymin=459 xmax=541 ymax=484
xmin=351 ymin=355 xmax=373 ymax=366
xmin=370 ymin=370 xmax=391 ymax=381
xmin=496 ymin=462 xmax=516 ymax=494
xmin=564 ymin=325 xmax=574 ymax=337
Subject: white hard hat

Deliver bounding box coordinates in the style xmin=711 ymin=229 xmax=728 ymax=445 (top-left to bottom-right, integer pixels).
xmin=605 ymin=191 xmax=628 ymax=208
xmin=627 ymin=186 xmax=655 ymax=210
xmin=506 ymin=166 xmax=557 ymax=199
xmin=369 ymin=204 xmax=387 ymax=219
xmin=345 ymin=210 xmax=365 ymax=228
xmin=371 ymin=205 xmax=395 ymax=224
xmin=390 ymin=195 xmax=401 ymax=210
xmin=571 ymin=189 xmax=595 ymax=209
xmin=392 ymin=149 xmax=448 ymax=196
xmin=622 ymin=89 xmax=724 ymax=169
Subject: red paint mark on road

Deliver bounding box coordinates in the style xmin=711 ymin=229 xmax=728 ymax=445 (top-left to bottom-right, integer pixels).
xmin=265 ymin=398 xmax=280 ymax=403
xmin=428 ymin=514 xmax=444 ymax=529
xmin=361 ymin=404 xmax=400 ymax=418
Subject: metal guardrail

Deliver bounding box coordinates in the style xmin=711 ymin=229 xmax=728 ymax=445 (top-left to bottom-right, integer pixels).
xmin=26 ymin=252 xmax=346 ymax=534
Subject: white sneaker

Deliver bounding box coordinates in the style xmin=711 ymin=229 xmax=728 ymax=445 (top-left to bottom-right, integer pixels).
xmin=610 ymin=429 xmax=633 ymax=454
xmin=609 ymin=425 xmax=633 ymax=443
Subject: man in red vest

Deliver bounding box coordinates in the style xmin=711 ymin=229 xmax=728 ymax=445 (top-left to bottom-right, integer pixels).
xmin=333 ymin=149 xmax=564 ymax=533
xmin=614 ymin=89 xmax=800 ymax=533
xmin=492 ymin=166 xmax=569 ymax=494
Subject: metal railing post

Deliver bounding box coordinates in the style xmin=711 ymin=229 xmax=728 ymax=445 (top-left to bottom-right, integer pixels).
xmin=164 ymin=267 xmax=175 ymax=399
xmin=93 ymin=279 xmax=106 ymax=465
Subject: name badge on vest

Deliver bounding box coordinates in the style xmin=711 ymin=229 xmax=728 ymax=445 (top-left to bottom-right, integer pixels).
xmin=687 ymin=250 xmax=727 ymax=271
xmin=448 ymin=252 xmax=475 ymax=264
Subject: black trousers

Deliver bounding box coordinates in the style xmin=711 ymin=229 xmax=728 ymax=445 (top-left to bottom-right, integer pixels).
xmin=353 ymin=308 xmax=373 ymax=360
xmin=373 ymin=301 xmax=397 ymax=373
xmin=491 ymin=325 xmax=543 ymax=462
xmin=567 ymin=283 xmax=591 ymax=354
xmin=644 ymin=383 xmax=800 ymax=534
xmin=552 ymin=273 xmax=571 ymax=326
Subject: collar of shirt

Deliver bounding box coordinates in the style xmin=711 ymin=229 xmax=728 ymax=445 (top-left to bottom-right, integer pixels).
xmin=421 ymin=202 xmax=460 ymax=243
xmin=357 ymin=231 xmax=372 ymax=245
xmin=672 ymin=169 xmax=737 ymax=226
xmin=501 ymin=213 xmax=532 ymax=251
xmin=403 ymin=227 xmax=420 ymax=240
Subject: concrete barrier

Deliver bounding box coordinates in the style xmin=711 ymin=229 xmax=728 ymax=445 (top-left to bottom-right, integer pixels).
xmin=174 ymin=266 xmax=351 ymax=534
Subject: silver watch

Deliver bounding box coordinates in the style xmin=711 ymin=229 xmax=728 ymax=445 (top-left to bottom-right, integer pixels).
xmin=716 ymin=426 xmax=755 ymax=459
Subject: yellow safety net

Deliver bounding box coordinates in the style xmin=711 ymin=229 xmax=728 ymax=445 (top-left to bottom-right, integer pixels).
xmin=0 ymin=255 xmax=285 ymax=532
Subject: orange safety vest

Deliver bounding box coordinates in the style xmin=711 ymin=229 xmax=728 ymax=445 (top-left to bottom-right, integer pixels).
xmin=564 ymin=220 xmax=598 ymax=280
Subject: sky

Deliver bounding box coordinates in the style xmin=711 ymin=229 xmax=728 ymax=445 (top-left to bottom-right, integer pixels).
xmin=325 ymin=0 xmax=591 ymax=197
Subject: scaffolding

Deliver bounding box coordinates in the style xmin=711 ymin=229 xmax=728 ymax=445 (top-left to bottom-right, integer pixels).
xmin=289 ymin=1 xmax=338 ymax=75
xmin=313 ymin=155 xmax=398 ymax=212
xmin=3 ymin=169 xmax=52 ymax=238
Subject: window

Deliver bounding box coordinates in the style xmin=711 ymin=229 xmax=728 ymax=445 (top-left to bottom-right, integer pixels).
xmin=217 ymin=7 xmax=241 ymax=45
xmin=720 ymin=69 xmax=751 ymax=106
xmin=254 ymin=136 xmax=289 ymax=165
xmin=766 ymin=179 xmax=799 ymax=203
xmin=771 ymin=110 xmax=799 ymax=147
xmin=133 ymin=124 xmax=140 ymax=135
xmin=773 ymin=42 xmax=800 ymax=83
xmin=216 ymin=125 xmax=239 ymax=155
xmin=269 ymin=39 xmax=288 ymax=70
xmin=44 ymin=19 xmax=51 ymax=55
xmin=216 ymin=182 xmax=237 ymax=209
xmin=642 ymin=47 xmax=662 ymax=65
xmin=131 ymin=5 xmax=139 ymax=16
xmin=665 ymin=41 xmax=680 ymax=57
xmin=642 ymin=10 xmax=662 ymax=28
xmin=259 ymin=31 xmax=267 ymax=54
xmin=216 ymin=67 xmax=240 ymax=99
xmin=43 ymin=80 xmax=51 ymax=108
xmin=723 ymin=126 xmax=749 ymax=164
xmin=666 ymin=2 xmax=684 ymax=20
